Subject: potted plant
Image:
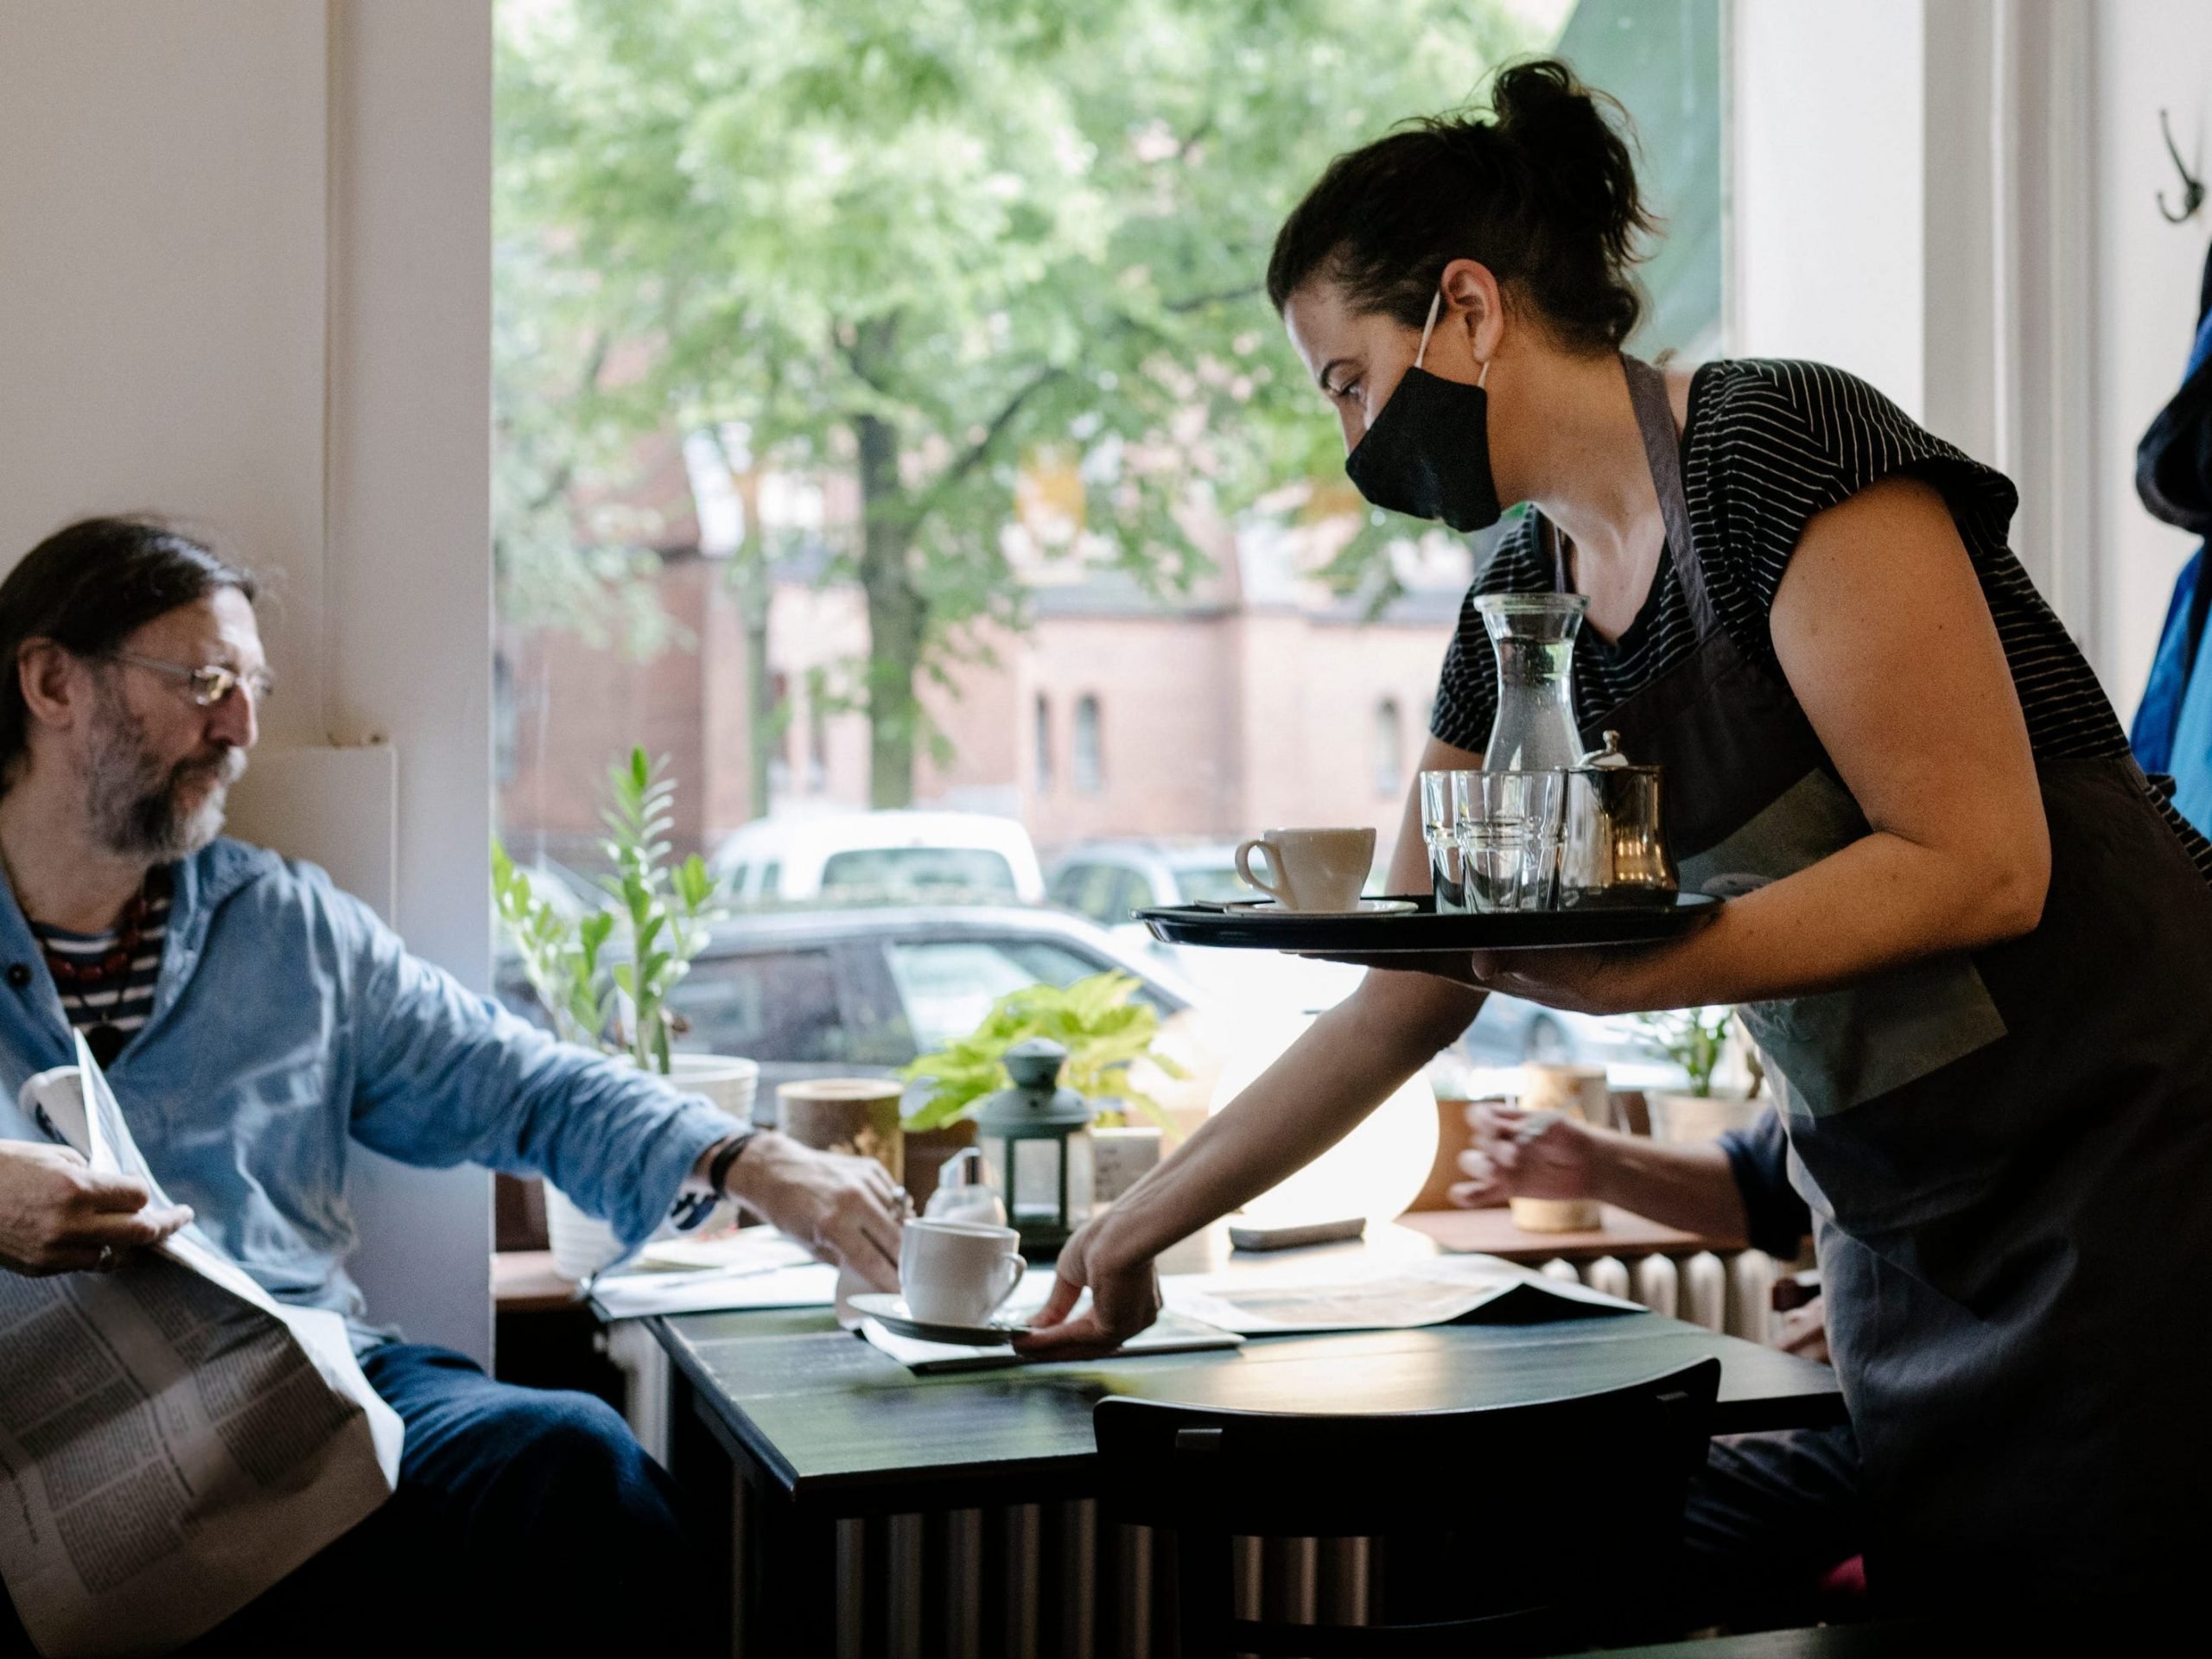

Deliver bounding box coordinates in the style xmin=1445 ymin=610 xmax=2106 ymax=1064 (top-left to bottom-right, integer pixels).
xmin=901 ymin=972 xmax=1185 ymax=1209
xmin=493 ymin=747 xmax=755 ymax=1278
xmin=1637 ymin=1006 xmax=1764 ymax=1144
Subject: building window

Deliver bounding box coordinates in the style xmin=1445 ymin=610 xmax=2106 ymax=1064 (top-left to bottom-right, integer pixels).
xmin=1034 ymin=693 xmax=1053 ymax=794
xmin=1374 ymin=698 xmax=1402 ymax=797
xmin=1072 ymin=695 xmax=1103 ymax=796
xmin=806 ymin=699 xmax=828 ymax=793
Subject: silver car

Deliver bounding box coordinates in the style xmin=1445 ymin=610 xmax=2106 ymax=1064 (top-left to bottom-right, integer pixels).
xmin=1046 ymin=838 xmax=1656 ymax=1070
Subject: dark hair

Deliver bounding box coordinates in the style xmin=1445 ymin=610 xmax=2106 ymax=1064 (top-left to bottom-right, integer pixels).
xmin=1266 ymin=59 xmax=1656 ymax=353
xmin=0 ymin=516 xmax=257 ymax=769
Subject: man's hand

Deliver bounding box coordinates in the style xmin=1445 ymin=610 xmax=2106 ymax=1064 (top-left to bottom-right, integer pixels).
xmin=1776 ymin=1294 xmax=1830 ymax=1364
xmin=0 ymin=1141 xmax=193 ymax=1275
xmin=1450 ymin=1102 xmax=1599 ymax=1208
xmin=721 ymin=1131 xmax=906 ymax=1292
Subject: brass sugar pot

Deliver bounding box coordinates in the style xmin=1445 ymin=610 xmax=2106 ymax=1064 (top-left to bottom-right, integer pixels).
xmin=1560 ymin=731 xmax=1678 ymax=905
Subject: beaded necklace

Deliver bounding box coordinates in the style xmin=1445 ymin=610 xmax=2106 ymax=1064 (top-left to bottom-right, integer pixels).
xmin=41 ymin=879 xmax=157 ymax=995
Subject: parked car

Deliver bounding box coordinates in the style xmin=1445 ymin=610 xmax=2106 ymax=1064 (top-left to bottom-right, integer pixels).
xmin=709 ymin=810 xmax=1046 ymax=907
xmin=1046 ymin=836 xmax=1660 ymax=1071
xmin=495 ymin=904 xmax=1205 ymax=1123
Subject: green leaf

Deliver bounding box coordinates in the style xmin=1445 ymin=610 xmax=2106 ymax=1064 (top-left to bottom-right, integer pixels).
xmin=493 ymin=0 xmax=1544 ymax=806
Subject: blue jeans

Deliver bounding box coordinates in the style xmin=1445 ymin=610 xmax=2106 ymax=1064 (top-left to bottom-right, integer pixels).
xmin=2 ymin=1344 xmax=704 ymax=1654
xmin=1681 ymin=1423 xmax=1865 ymax=1630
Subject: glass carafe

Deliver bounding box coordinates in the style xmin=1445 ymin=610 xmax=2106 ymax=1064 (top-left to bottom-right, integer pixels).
xmin=1473 ymin=594 xmax=1589 ymax=770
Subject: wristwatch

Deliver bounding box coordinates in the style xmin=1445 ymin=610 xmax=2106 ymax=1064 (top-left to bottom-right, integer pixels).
xmin=671 ymin=1130 xmax=757 ymax=1231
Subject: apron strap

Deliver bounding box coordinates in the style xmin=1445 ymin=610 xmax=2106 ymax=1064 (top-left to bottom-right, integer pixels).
xmin=1621 ymin=353 xmax=1723 ymax=639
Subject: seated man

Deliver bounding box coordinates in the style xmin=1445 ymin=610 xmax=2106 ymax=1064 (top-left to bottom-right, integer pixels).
xmin=1457 ymin=1096 xmax=1861 ymax=1631
xmin=0 ymin=518 xmax=905 ymax=1649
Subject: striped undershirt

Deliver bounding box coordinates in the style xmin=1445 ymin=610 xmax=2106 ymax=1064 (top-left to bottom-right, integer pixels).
xmin=33 ymin=873 xmax=172 ymax=1065
xmin=1431 ymin=356 xmax=2212 ymax=886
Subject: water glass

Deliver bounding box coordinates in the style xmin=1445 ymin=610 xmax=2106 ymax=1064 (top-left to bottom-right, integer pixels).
xmin=1452 ymin=771 xmax=1567 ymax=912
xmin=1418 ymin=769 xmax=1472 ymax=913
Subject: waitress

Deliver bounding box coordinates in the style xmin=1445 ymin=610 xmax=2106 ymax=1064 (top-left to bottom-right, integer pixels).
xmin=1020 ymin=58 xmax=2212 ymax=1611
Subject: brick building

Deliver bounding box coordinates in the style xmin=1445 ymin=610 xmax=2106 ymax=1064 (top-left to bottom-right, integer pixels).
xmin=497 ymin=496 xmax=1473 ymax=875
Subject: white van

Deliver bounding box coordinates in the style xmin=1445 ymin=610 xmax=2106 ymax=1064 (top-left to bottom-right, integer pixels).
xmin=709 ymin=810 xmax=1047 ymax=906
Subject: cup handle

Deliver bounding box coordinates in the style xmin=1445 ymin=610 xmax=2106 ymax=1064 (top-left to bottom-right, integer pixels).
xmin=993 ymin=1253 xmax=1027 ymax=1312
xmin=1235 ymin=838 xmax=1285 ymax=901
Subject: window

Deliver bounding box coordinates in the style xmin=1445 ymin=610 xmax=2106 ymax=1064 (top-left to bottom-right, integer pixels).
xmin=1046 ymin=862 xmax=1090 ymax=910
xmin=1173 ymin=865 xmax=1249 ymax=905
xmin=1373 ymin=698 xmax=1403 ymax=797
xmin=664 ymin=949 xmax=849 ymax=1060
xmin=1072 ymin=695 xmax=1103 ymax=796
xmin=818 ymin=847 xmax=1018 ymax=900
xmin=885 ymin=937 xmax=1119 ymax=1052
xmin=1033 ymin=693 xmax=1053 ymax=794
xmin=493 ymin=0 xmax=1715 ymax=1062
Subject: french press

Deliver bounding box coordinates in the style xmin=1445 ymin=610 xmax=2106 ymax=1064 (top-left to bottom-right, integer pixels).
xmin=1560 ymin=731 xmax=1678 ymax=906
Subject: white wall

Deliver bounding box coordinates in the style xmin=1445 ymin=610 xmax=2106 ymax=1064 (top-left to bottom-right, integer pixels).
xmin=1730 ymin=0 xmax=1929 ymax=416
xmin=2092 ymin=1 xmax=2212 ymax=715
xmin=1732 ymin=0 xmax=2212 ymax=721
xmin=0 ymin=2 xmax=495 ymax=1363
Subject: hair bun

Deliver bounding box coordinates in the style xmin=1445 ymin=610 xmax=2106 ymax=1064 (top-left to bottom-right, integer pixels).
xmin=1490 ymin=59 xmax=1649 ymax=270
xmin=1267 ymin=55 xmax=1656 ymax=353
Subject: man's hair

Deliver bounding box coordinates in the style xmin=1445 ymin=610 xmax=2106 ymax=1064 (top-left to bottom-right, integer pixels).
xmin=0 ymin=516 xmax=257 ymax=770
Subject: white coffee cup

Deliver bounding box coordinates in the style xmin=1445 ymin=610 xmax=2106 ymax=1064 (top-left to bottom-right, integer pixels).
xmin=1234 ymin=826 xmax=1376 ymax=912
xmin=899 ymin=1217 xmax=1027 ymax=1326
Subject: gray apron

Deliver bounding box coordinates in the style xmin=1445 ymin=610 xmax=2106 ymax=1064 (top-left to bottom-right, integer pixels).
xmin=1553 ymin=357 xmax=2212 ymax=1610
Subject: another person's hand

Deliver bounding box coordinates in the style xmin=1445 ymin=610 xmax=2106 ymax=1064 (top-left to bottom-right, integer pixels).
xmin=1011 ymin=1214 xmax=1160 ymax=1360
xmin=1450 ymin=1101 xmax=1599 ymax=1208
xmin=1776 ymin=1294 xmax=1830 ymax=1364
xmin=723 ymin=1131 xmax=906 ymax=1292
xmin=0 ymin=1141 xmax=194 ymax=1275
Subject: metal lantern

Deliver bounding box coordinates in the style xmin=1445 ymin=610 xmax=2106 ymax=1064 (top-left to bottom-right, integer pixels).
xmin=976 ymin=1038 xmax=1095 ymax=1258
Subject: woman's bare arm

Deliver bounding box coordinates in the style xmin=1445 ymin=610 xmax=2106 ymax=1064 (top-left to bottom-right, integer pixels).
xmin=1474 ymin=475 xmax=2050 ymax=1015
xmin=1018 ymin=734 xmax=1490 ymax=1354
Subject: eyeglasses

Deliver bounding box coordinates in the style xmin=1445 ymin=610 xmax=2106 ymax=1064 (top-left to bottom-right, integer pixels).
xmin=105 ymin=652 xmax=274 ymax=708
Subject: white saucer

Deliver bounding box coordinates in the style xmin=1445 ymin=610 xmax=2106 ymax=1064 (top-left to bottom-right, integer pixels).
xmin=1233 ymin=899 xmax=1419 ymax=919
xmin=849 ymin=1292 xmax=1027 ymax=1346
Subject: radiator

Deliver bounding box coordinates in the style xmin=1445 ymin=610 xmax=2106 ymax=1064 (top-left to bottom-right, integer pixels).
xmin=714 ymin=1249 xmax=1783 ymax=1659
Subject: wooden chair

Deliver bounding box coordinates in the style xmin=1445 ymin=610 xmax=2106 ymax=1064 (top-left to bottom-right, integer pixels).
xmin=1093 ymin=1358 xmax=1719 ymax=1657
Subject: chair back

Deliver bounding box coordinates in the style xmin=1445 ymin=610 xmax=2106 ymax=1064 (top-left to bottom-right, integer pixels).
xmin=1094 ymin=1357 xmax=1719 ymax=1656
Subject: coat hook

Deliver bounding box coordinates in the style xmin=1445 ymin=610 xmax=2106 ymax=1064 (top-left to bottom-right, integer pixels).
xmin=2158 ymin=108 xmax=2204 ymax=224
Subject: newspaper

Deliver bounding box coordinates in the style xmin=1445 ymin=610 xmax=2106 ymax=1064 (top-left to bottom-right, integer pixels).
xmin=588 ymin=1226 xmax=838 ymax=1322
xmin=858 ymin=1307 xmax=1243 ymax=1375
xmin=1160 ymin=1251 xmax=1641 ymax=1335
xmin=0 ymin=1033 xmax=403 ymax=1658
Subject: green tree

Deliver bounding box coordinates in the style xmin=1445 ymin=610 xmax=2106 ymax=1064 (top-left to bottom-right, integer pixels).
xmin=497 ymin=0 xmax=1542 ymax=804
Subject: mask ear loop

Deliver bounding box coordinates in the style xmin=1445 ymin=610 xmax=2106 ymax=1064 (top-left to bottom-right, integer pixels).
xmin=1414 ymin=290 xmax=1443 ymax=370
xmin=1415 ymin=288 xmax=1491 ymax=387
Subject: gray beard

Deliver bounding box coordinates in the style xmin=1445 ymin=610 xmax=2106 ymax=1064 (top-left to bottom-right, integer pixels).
xmin=83 ymin=687 xmax=247 ymax=861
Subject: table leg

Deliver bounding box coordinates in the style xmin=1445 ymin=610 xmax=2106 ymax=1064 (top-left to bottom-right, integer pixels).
xmin=760 ymin=1505 xmax=840 ymax=1659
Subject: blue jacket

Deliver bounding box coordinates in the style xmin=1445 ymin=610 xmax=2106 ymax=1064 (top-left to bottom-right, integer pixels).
xmin=2133 ymin=252 xmax=2212 ymax=836
xmin=0 ymin=838 xmax=740 ymax=1348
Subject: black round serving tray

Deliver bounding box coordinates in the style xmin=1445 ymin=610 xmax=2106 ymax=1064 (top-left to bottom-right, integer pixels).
xmin=1137 ymin=892 xmax=1719 ymax=953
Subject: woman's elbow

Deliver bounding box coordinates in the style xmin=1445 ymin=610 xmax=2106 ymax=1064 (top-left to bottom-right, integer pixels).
xmin=1974 ymin=830 xmax=2051 ymax=944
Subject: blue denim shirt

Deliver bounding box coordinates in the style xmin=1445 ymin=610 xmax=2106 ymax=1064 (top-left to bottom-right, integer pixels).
xmin=0 ymin=838 xmax=740 ymax=1348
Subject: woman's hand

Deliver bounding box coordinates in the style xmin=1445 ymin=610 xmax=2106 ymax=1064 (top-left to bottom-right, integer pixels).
xmin=0 ymin=1141 xmax=194 ymax=1276
xmin=1299 ymin=943 xmax=1678 ymax=1016
xmin=1012 ymin=1215 xmax=1161 ymax=1360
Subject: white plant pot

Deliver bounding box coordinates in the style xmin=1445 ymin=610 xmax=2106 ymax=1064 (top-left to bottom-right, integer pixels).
xmin=545 ymin=1052 xmax=762 ymax=1281
xmin=1648 ymin=1090 xmax=1764 ymax=1145
xmin=668 ymin=1051 xmax=762 ymax=1124
xmin=545 ymin=1184 xmax=626 ymax=1283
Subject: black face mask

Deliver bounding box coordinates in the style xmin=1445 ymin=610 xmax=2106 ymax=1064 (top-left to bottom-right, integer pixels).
xmin=1341 ymin=290 xmax=1502 ymax=533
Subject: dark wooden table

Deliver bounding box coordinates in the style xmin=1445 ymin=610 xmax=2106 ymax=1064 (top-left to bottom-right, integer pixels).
xmin=652 ymin=1228 xmax=1844 ymax=1658
xmin=1401 ymin=1202 xmax=1749 ymax=1262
